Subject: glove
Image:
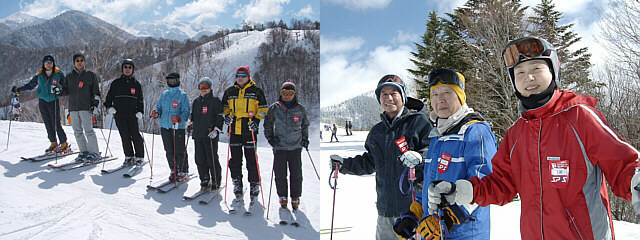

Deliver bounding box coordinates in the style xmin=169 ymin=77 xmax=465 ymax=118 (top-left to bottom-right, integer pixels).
xmin=208 ymin=128 xmax=220 ymax=139
xmin=11 ymin=86 xmax=20 ymax=93
xmin=632 ymin=171 xmax=640 ymax=214
xmin=224 ymin=115 xmax=233 ymax=125
xmin=171 ymin=116 xmax=182 ymax=123
xmin=427 ymin=180 xmax=474 ymax=214
xmin=108 ymin=107 xmax=117 ymax=114
xmin=248 ymin=120 xmax=259 ymax=131
xmin=417 ymin=215 xmax=441 ymax=240
xmin=135 ymin=112 xmax=142 ymax=119
xmin=301 ymin=139 xmax=309 ymax=149
xmin=330 ymin=154 xmax=343 ymax=171
xmin=90 ymin=106 xmax=98 ymax=115
xmin=399 ymin=150 xmax=422 ymax=168
xmin=11 ymin=97 xmax=19 ymax=106
xmin=268 ymin=137 xmax=279 ymax=147
xmin=187 ymin=122 xmax=193 ymax=132
xmin=151 ymin=110 xmax=159 ymax=119
xmin=393 ymin=201 xmax=423 ymax=240
xmin=52 ymin=85 xmax=61 ymax=95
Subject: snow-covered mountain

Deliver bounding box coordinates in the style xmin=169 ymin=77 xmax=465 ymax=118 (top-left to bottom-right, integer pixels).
xmin=0 ymin=12 xmax=45 ymax=30
xmin=131 ymin=20 xmax=222 ymax=41
xmin=321 ymin=91 xmax=380 ymax=130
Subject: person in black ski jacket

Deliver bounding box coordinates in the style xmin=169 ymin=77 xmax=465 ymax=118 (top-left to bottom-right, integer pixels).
xmin=189 ymin=77 xmax=224 ymax=191
xmin=11 ymin=54 xmax=69 ymax=154
xmin=104 ymin=59 xmax=144 ymax=166
xmin=264 ymin=80 xmax=310 ymax=211
xmin=329 ymin=74 xmax=431 ymax=240
xmin=330 ymin=124 xmax=338 ymax=142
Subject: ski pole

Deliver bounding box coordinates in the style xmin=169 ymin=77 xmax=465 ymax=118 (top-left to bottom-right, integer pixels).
xmin=224 ymin=121 xmax=232 ymax=203
xmin=304 ymin=147 xmax=320 ymax=180
xmin=329 ymin=162 xmax=340 ymax=240
xmin=266 ymin=166 xmax=275 ymax=220
xmin=248 ymin=113 xmax=265 ymax=209
xmin=150 ymin=117 xmax=155 ymax=180
xmin=54 ymin=96 xmax=59 ymax=164
xmin=210 ymin=137 xmax=218 ymax=190
xmin=102 ymin=116 xmax=115 ymax=169
xmin=6 ymin=92 xmax=18 ymax=149
xmin=173 ymin=123 xmax=177 ymax=186
xmin=178 ymin=125 xmax=191 ymax=182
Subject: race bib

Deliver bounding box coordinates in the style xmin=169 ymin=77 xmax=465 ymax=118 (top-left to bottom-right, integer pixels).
xmin=78 ymin=81 xmax=84 ymax=88
xmin=293 ymin=115 xmax=300 ymax=123
xmin=438 ymin=153 xmax=451 ymax=174
xmin=52 ymin=79 xmax=58 ymax=85
xmin=130 ymin=88 xmax=136 ymax=95
xmin=548 ymin=156 xmax=569 ymax=188
xmin=202 ymin=106 xmax=208 ymax=114
xmin=395 ymin=137 xmax=408 ymax=153
xmin=172 ymin=101 xmax=178 ymax=108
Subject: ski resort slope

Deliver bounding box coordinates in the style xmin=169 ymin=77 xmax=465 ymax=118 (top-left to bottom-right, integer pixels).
xmin=0 ymin=120 xmax=320 ymax=239
xmin=319 ymin=128 xmax=640 ymax=239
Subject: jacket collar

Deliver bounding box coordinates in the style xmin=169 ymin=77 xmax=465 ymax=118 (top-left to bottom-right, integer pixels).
xmin=520 ymin=89 xmax=598 ymax=120
xmin=234 ymin=78 xmax=255 ymax=90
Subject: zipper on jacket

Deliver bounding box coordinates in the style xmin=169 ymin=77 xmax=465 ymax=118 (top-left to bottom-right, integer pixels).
xmin=565 ymin=208 xmax=585 ymax=240
xmin=538 ymin=119 xmax=544 ymax=239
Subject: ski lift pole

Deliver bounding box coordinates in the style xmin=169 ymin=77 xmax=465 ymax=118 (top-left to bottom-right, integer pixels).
xmin=329 ymin=162 xmax=340 ymax=240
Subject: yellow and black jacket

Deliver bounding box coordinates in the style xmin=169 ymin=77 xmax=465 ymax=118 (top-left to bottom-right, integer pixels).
xmin=221 ymin=78 xmax=268 ymax=135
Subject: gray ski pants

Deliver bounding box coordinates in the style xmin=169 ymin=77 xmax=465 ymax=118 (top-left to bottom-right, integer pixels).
xmin=376 ymin=215 xmax=399 ymax=240
xmin=70 ymin=111 xmax=99 ymax=154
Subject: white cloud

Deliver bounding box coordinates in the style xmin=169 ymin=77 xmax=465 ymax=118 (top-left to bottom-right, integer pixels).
xmin=233 ymin=0 xmax=290 ymax=23
xmin=20 ymin=0 xmax=154 ymax=25
xmin=167 ymin=0 xmax=235 ymax=24
xmin=390 ymin=30 xmax=419 ymax=46
xmin=166 ymin=0 xmax=174 ymax=6
xmin=153 ymin=10 xmax=160 ymax=16
xmin=321 ymin=36 xmax=414 ymax=107
xmin=295 ymin=4 xmax=314 ymax=18
xmin=320 ymin=36 xmax=364 ymax=55
xmin=325 ymin=0 xmax=392 ymax=10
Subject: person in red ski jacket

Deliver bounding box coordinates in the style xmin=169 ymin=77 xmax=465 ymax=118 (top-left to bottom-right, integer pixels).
xmin=426 ymin=36 xmax=640 ymax=240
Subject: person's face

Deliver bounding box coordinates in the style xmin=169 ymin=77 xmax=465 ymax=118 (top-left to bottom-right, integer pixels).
xmin=74 ymin=57 xmax=85 ymax=70
xmin=199 ymin=84 xmax=211 ymax=96
xmin=431 ymin=85 xmax=462 ymax=118
xmin=43 ymin=60 xmax=53 ymax=71
xmin=235 ymin=71 xmax=249 ymax=87
xmin=379 ymin=85 xmax=404 ymax=118
xmin=513 ymin=59 xmax=553 ymax=97
xmin=122 ymin=64 xmax=133 ymax=76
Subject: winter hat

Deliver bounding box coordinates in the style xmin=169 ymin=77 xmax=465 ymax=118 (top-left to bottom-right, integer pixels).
xmin=375 ymin=74 xmax=406 ymax=104
xmin=166 ymin=72 xmax=180 ymax=87
xmin=236 ymin=66 xmax=250 ymax=78
xmin=122 ymin=59 xmax=135 ymax=74
xmin=72 ymin=53 xmax=85 ymax=62
xmin=281 ymin=80 xmax=296 ymax=91
xmin=198 ymin=77 xmax=213 ymax=87
xmin=428 ymin=69 xmax=466 ymax=105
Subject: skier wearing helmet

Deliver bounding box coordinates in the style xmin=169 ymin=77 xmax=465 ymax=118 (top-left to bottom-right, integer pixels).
xmin=426 ymin=36 xmax=640 ymax=239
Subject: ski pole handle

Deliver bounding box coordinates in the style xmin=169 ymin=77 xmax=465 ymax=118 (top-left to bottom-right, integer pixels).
xmin=329 ymin=163 xmax=340 ymax=189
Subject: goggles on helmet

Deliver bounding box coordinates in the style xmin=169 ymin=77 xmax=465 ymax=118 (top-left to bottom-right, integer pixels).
xmin=378 ymin=75 xmax=404 ymax=86
xmin=427 ymin=68 xmax=464 ymax=91
xmin=502 ymin=37 xmax=553 ymax=68
xmin=198 ymin=83 xmax=211 ymax=90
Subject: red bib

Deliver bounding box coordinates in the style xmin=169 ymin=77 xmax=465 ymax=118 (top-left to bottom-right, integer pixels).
xmin=172 ymin=101 xmax=178 ymax=108
xmin=438 ymin=153 xmax=452 ymax=173
xmin=202 ymin=106 xmax=208 ymax=114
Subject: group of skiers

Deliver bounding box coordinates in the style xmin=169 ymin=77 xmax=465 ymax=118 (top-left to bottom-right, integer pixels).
xmin=330 ymin=36 xmax=640 ymax=240
xmin=12 ymin=55 xmax=310 ymax=213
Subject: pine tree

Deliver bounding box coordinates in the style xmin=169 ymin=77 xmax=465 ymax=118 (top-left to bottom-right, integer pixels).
xmin=408 ymin=11 xmax=469 ymax=101
xmin=528 ymin=0 xmax=601 ymax=97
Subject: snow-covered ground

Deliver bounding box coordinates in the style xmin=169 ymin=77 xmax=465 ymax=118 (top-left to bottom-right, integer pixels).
xmin=319 ymin=126 xmax=640 ymax=239
xmin=0 ymin=120 xmax=320 ymax=239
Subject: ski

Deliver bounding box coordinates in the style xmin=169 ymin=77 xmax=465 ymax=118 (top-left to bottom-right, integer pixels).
xmin=183 ymin=189 xmax=210 ymax=200
xmin=47 ymin=160 xmax=83 ymax=169
xmin=198 ymin=187 xmax=223 ymax=205
xmin=123 ymin=160 xmax=148 ymax=178
xmin=60 ymin=157 xmax=118 ymax=171
xmin=101 ymin=164 xmax=133 ymax=174
xmin=228 ymin=199 xmax=245 ymax=214
xmin=319 ymin=226 xmax=353 ymax=231
xmin=278 ymin=207 xmax=294 ymax=225
xmin=147 ymin=179 xmax=173 ymax=190
xmin=21 ymin=151 xmax=79 ymax=162
xmin=156 ymin=173 xmax=195 ymax=193
xmin=244 ymin=199 xmax=259 ymax=216
xmin=290 ymin=209 xmax=301 ymax=227
xmin=320 ymin=229 xmax=352 ymax=234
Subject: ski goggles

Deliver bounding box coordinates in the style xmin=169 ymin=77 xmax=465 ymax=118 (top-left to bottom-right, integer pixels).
xmin=235 ymin=73 xmax=248 ymax=78
xmin=502 ymin=37 xmax=549 ymax=68
xmin=198 ymin=84 xmax=211 ymax=90
xmin=44 ymin=61 xmax=53 ymax=65
xmin=280 ymin=89 xmax=295 ymax=97
xmin=427 ymin=68 xmax=464 ymax=91
xmin=378 ymin=74 xmax=404 ymax=86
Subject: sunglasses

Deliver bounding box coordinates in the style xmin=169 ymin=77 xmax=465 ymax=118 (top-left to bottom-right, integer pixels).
xmin=280 ymin=89 xmax=295 ymax=97
xmin=44 ymin=61 xmax=53 ymax=65
xmin=427 ymin=69 xmax=465 ymax=91
xmin=123 ymin=65 xmax=133 ymax=69
xmin=502 ymin=38 xmax=551 ymax=68
xmin=235 ymin=73 xmax=248 ymax=78
xmin=75 ymin=59 xmax=85 ymax=63
xmin=198 ymin=84 xmax=211 ymax=90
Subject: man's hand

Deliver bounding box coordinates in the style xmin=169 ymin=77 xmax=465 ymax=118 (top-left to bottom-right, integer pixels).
xmin=171 ymin=116 xmax=182 ymax=123
xmin=330 ymin=154 xmax=343 ymax=171
xmin=399 ymin=150 xmax=422 ymax=168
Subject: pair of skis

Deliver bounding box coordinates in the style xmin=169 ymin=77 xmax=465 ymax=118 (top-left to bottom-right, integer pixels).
xmin=278 ymin=207 xmax=301 ymax=227
xmin=21 ymin=151 xmax=79 ymax=162
xmin=183 ymin=186 xmax=223 ymax=205
xmin=320 ymin=226 xmax=352 ymax=234
xmin=46 ymin=156 xmax=118 ymax=170
xmin=146 ymin=173 xmax=196 ymax=193
xmin=228 ymin=198 xmax=260 ymax=216
xmin=100 ymin=160 xmax=148 ymax=178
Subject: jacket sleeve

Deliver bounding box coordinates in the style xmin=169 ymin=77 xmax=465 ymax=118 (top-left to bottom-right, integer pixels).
xmin=263 ymin=104 xmax=276 ymax=141
xmin=213 ymin=97 xmax=224 ymax=130
xmin=103 ymin=81 xmax=115 ymax=109
xmin=469 ymin=127 xmax=519 ymax=207
xmin=92 ymin=72 xmax=100 ymax=106
xmin=340 ymin=135 xmax=376 ymax=175
xmin=136 ymin=82 xmax=144 ymax=114
xmin=301 ymin=105 xmax=310 ymax=142
xmin=180 ymin=93 xmax=191 ymax=123
xmin=463 ymin=123 xmax=496 ymax=179
xmin=255 ymin=87 xmax=268 ymax=121
xmin=156 ymin=93 xmax=163 ymax=116
xmin=577 ymin=105 xmax=640 ymax=201
xmin=20 ymin=75 xmax=39 ymax=92
xmin=221 ymin=89 xmax=231 ymax=116
xmin=57 ymin=72 xmax=66 ymax=96
xmin=60 ymin=73 xmax=69 ymax=96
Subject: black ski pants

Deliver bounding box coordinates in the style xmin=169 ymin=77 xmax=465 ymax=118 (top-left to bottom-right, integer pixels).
xmin=194 ymin=138 xmax=221 ymax=187
xmin=39 ymin=99 xmax=67 ymax=143
xmin=115 ymin=115 xmax=144 ymax=158
xmin=330 ymin=132 xmax=338 ymax=142
xmin=273 ymin=148 xmax=303 ymax=198
xmin=229 ymin=133 xmax=259 ymax=184
xmin=160 ymin=128 xmax=188 ymax=173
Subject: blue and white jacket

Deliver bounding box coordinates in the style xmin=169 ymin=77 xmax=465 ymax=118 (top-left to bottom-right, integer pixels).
xmin=155 ymin=87 xmax=190 ymax=130
xmin=416 ymin=111 xmax=497 ymax=239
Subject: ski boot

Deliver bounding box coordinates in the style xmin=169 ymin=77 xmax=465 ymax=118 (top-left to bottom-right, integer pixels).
xmin=291 ymin=197 xmax=300 ymax=211
xmin=279 ymin=196 xmax=288 ymax=209
xmin=45 ymin=142 xmax=58 ymax=154
xmin=74 ymin=152 xmax=88 ymax=163
xmin=176 ymin=172 xmax=188 ymax=182
xmin=200 ymin=179 xmax=211 ymax=191
xmin=249 ymin=182 xmax=260 ymax=202
xmin=84 ymin=152 xmax=100 ymax=162
xmin=122 ymin=156 xmax=134 ymax=166
xmin=134 ymin=157 xmax=144 ymax=166
xmin=57 ymin=142 xmax=70 ymax=154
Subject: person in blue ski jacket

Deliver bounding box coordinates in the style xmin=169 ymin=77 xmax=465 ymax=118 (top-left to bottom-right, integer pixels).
xmin=394 ymin=69 xmax=496 ymax=240
xmin=151 ymin=72 xmax=191 ymax=182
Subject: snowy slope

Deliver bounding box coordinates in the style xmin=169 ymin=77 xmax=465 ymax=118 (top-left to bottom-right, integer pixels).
xmin=319 ymin=126 xmax=640 ymax=239
xmin=0 ymin=120 xmax=320 ymax=239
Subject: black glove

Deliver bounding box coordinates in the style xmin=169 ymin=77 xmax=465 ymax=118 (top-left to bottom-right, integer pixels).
xmin=187 ymin=122 xmax=193 ymax=132
xmin=91 ymin=98 xmax=99 ymax=107
xmin=224 ymin=115 xmax=233 ymax=125
xmin=393 ymin=212 xmax=419 ymax=240
xmin=248 ymin=120 xmax=259 ymax=132
xmin=330 ymin=154 xmax=343 ymax=171
xmin=268 ymin=137 xmax=279 ymax=147
xmin=11 ymin=86 xmax=20 ymax=93
xmin=301 ymin=139 xmax=309 ymax=149
xmin=52 ymin=85 xmax=61 ymax=96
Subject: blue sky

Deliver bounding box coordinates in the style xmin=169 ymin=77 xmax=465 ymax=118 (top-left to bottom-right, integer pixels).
xmin=1 ymin=0 xmax=318 ymax=29
xmin=320 ymin=0 xmax=610 ymax=107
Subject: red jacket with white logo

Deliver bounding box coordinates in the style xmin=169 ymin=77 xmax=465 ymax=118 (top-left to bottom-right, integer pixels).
xmin=469 ymin=90 xmax=640 ymax=240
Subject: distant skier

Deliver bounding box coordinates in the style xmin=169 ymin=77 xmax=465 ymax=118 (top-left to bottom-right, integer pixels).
xmin=189 ymin=77 xmax=224 ymax=191
xmin=221 ymin=66 xmax=268 ymax=207
xmin=330 ymin=124 xmax=338 ymax=142
xmin=104 ymin=59 xmax=144 ymax=166
xmin=345 ymin=121 xmax=349 ymax=136
xmin=151 ymin=72 xmax=190 ymax=182
xmin=329 ymin=74 xmax=431 ymax=240
xmin=11 ymin=54 xmax=69 ymax=154
xmin=264 ymin=80 xmax=310 ymax=211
